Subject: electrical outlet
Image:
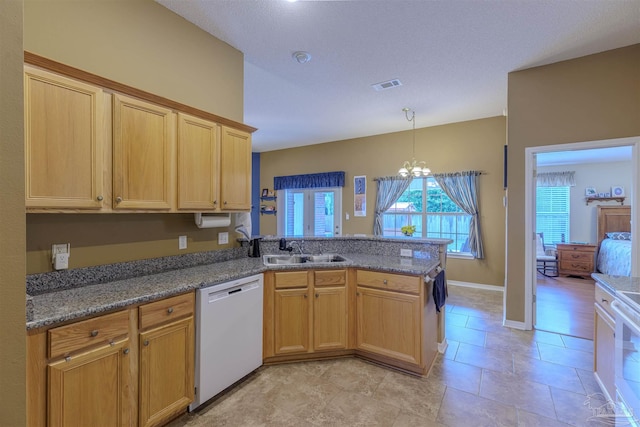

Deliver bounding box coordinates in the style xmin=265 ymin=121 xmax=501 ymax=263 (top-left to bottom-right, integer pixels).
xmin=400 ymin=248 xmax=413 ymax=257
xmin=179 ymin=235 xmax=187 ymax=250
xmin=52 ymin=243 xmax=70 ymax=269
xmin=218 ymin=232 xmax=229 ymax=245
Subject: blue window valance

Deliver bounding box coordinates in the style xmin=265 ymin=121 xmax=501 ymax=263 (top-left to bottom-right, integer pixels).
xmin=274 ymin=171 xmax=345 ymax=190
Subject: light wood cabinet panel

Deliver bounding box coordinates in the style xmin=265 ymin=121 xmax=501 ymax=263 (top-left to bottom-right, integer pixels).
xmin=594 ymin=304 xmax=616 ymax=401
xmin=314 ymin=286 xmax=347 ymax=351
xmin=177 ymin=113 xmax=219 ymax=210
xmin=24 ymin=66 xmax=105 ymax=209
xmin=139 ymin=316 xmax=194 ymax=427
xmin=356 ymin=286 xmax=421 ymax=365
xmin=113 ymin=94 xmax=175 ymax=210
xmin=219 ymin=126 xmax=251 ymax=210
xmin=48 ymin=338 xmax=131 ymax=427
xmin=274 ymin=288 xmax=311 ymax=355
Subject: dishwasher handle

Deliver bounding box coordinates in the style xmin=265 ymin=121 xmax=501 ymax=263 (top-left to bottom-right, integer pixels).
xmin=208 ymin=281 xmax=260 ymax=303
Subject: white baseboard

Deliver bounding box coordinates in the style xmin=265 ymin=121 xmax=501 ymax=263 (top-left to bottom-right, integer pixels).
xmin=447 ymin=280 xmax=504 ymax=292
xmin=438 ymin=339 xmax=448 ymax=354
xmin=503 ymin=319 xmax=527 ymax=330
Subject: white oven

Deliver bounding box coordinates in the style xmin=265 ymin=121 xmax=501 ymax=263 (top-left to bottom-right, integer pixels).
xmin=611 ymin=294 xmax=640 ymax=426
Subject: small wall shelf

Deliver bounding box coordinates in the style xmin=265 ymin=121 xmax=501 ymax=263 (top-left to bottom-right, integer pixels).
xmin=585 ymin=196 xmax=625 ymax=206
xmin=260 ymin=196 xmax=277 ymax=202
xmin=260 ymin=209 xmax=277 ymax=215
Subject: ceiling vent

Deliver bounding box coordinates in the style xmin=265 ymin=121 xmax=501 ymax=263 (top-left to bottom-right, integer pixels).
xmin=371 ymin=79 xmax=402 ymax=91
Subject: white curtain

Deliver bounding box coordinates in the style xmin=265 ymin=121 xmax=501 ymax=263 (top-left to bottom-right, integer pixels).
xmin=537 ymin=171 xmax=575 ymax=187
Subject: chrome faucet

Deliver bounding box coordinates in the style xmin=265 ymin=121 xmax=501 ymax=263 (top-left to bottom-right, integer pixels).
xmin=279 ymin=238 xmax=304 ymax=254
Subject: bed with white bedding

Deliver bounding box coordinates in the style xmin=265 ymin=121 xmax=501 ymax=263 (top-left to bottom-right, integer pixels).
xmin=596 ymin=205 xmax=632 ymax=276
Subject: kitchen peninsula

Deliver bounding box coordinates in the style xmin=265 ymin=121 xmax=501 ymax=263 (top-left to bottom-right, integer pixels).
xmin=26 ymin=236 xmax=450 ymax=427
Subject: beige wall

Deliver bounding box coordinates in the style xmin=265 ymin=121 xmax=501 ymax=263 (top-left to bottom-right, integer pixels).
xmin=24 ymin=0 xmax=246 ymax=274
xmin=0 ymin=0 xmax=26 ymax=424
xmin=506 ymin=44 xmax=640 ymax=322
xmin=261 ymin=117 xmax=507 ymax=287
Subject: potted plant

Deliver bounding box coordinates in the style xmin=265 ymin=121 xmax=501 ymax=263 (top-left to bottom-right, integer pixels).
xmin=401 ymin=225 xmax=416 ymax=237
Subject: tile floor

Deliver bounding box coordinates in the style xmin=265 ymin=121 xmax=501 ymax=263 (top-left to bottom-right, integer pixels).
xmin=169 ymin=285 xmax=610 ymax=426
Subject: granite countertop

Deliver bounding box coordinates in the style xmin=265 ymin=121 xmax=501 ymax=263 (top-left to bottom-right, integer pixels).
xmin=28 ymin=253 xmax=440 ymax=331
xmin=592 ymin=273 xmax=640 ymax=296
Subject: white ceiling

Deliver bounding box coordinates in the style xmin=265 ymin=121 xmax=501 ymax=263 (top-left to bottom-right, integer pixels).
xmin=157 ymin=0 xmax=640 ymax=153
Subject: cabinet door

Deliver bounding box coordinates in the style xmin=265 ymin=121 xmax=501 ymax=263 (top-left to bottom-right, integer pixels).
xmin=113 ymin=94 xmax=174 ymax=210
xmin=24 ymin=67 xmax=104 ymax=209
xmin=274 ymin=288 xmax=311 ymax=355
xmin=314 ymin=286 xmax=347 ymax=351
xmin=356 ymin=286 xmax=421 ymax=365
xmin=177 ymin=113 xmax=219 ymax=210
xmin=139 ymin=316 xmax=194 ymax=427
xmin=219 ymin=126 xmax=251 ymax=211
xmin=594 ymin=303 xmax=616 ymax=400
xmin=48 ymin=338 xmax=131 ymax=427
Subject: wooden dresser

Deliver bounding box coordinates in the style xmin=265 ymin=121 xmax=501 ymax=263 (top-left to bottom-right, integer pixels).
xmin=556 ymin=243 xmax=597 ymax=278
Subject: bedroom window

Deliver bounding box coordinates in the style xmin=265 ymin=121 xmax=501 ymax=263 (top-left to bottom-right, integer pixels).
xmin=382 ymin=177 xmax=472 ymax=254
xmin=536 ymin=186 xmax=570 ymax=244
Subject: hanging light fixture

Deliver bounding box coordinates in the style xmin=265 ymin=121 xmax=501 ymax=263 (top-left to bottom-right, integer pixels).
xmin=398 ymin=108 xmax=431 ymax=177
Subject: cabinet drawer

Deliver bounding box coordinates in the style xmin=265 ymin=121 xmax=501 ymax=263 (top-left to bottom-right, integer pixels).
xmin=559 ymin=251 xmax=592 ymax=262
xmin=275 ymin=271 xmax=309 ymax=289
xmin=48 ymin=310 xmax=129 ymax=359
xmin=356 ymin=270 xmax=420 ymax=294
xmin=559 ymin=260 xmax=592 ymax=272
xmin=139 ymin=292 xmax=194 ymax=330
xmin=314 ymin=270 xmax=346 ymax=287
xmin=595 ymin=284 xmax=615 ymax=319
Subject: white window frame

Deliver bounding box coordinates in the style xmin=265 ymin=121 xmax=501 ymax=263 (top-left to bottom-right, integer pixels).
xmin=276 ymin=187 xmax=342 ymax=237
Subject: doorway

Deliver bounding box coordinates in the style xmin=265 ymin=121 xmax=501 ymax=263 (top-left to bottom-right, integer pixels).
xmin=524 ymin=137 xmax=640 ymax=333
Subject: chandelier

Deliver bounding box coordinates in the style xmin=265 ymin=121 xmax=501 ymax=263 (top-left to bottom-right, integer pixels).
xmin=398 ymin=108 xmax=431 ymax=177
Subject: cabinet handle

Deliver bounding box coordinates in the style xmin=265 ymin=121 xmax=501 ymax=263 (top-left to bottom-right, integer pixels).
xmin=65 ymin=356 xmax=71 ymax=362
xmin=115 ymin=197 xmax=123 ymax=203
xmin=601 ymin=298 xmax=608 ymax=303
xmin=167 ymin=307 xmax=174 ymax=314
xmin=90 ymin=330 xmax=99 ymax=337
xmin=213 ymin=200 xmax=217 ymax=205
xmin=383 ymin=279 xmax=388 ymax=285
xmin=96 ymin=195 xmax=103 ymax=201
xmin=356 ymin=292 xmax=360 ymax=296
xmin=315 ymin=293 xmax=319 ymax=298
xmin=143 ymin=340 xmax=149 ymax=346
xmin=123 ymin=348 xmax=130 ymax=355
xmin=224 ymin=201 xmax=228 ymax=205
xmin=304 ymin=294 xmax=308 ymax=298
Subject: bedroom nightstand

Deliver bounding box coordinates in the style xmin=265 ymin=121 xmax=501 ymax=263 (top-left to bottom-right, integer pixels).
xmin=556 ymin=243 xmax=597 ymax=278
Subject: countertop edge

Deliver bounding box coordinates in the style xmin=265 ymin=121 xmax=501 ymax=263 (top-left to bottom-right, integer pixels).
xmin=27 ymin=255 xmax=440 ymax=331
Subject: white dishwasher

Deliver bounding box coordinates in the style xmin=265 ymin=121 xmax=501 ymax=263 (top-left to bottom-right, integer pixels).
xmin=190 ymin=273 xmax=263 ymax=411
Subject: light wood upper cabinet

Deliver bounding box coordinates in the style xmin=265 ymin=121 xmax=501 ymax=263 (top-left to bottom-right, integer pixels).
xmin=113 ymin=94 xmax=175 ymax=210
xmin=219 ymin=126 xmax=251 ymax=211
xmin=24 ymin=66 xmax=105 ymax=209
xmin=177 ymin=113 xmax=219 ymax=210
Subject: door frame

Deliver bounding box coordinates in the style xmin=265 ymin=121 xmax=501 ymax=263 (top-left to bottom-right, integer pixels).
xmin=523 ymin=136 xmax=640 ymax=330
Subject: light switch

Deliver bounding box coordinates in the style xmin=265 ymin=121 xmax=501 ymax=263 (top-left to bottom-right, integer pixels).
xmin=179 ymin=235 xmax=187 ymax=250
xmin=218 ymin=232 xmax=229 ymax=245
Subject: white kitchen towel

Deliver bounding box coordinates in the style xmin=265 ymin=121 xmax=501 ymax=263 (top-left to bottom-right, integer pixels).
xmin=234 ymin=212 xmax=252 ymax=240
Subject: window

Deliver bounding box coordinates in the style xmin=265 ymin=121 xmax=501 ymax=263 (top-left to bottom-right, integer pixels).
xmin=382 ymin=177 xmax=472 ymax=254
xmin=536 ymin=186 xmax=570 ymax=244
xmin=277 ymin=188 xmax=342 ymax=237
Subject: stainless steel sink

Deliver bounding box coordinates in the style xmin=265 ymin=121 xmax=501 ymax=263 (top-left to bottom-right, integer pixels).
xmin=263 ymin=254 xmax=349 ymax=266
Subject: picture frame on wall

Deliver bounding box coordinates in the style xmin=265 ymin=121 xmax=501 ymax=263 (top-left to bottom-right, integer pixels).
xmin=262 ymin=188 xmax=269 ymax=197
xmin=611 ymin=186 xmax=624 ymax=197
xmin=585 ymin=187 xmax=597 ymax=197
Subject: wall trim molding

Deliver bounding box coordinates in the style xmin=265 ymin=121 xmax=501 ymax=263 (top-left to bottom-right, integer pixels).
xmin=503 ymin=319 xmax=526 ymax=330
xmin=448 ymin=280 xmax=504 ymax=292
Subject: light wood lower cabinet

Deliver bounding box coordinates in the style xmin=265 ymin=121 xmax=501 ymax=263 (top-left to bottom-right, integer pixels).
xmin=594 ymin=283 xmax=616 ymax=401
xmin=27 ymin=292 xmax=195 ymax=427
xmin=138 ymin=293 xmax=195 ymax=427
xmin=48 ymin=338 xmax=131 ymax=427
xmin=355 ymin=269 xmax=437 ymax=375
xmin=265 ymin=269 xmax=349 ymax=358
